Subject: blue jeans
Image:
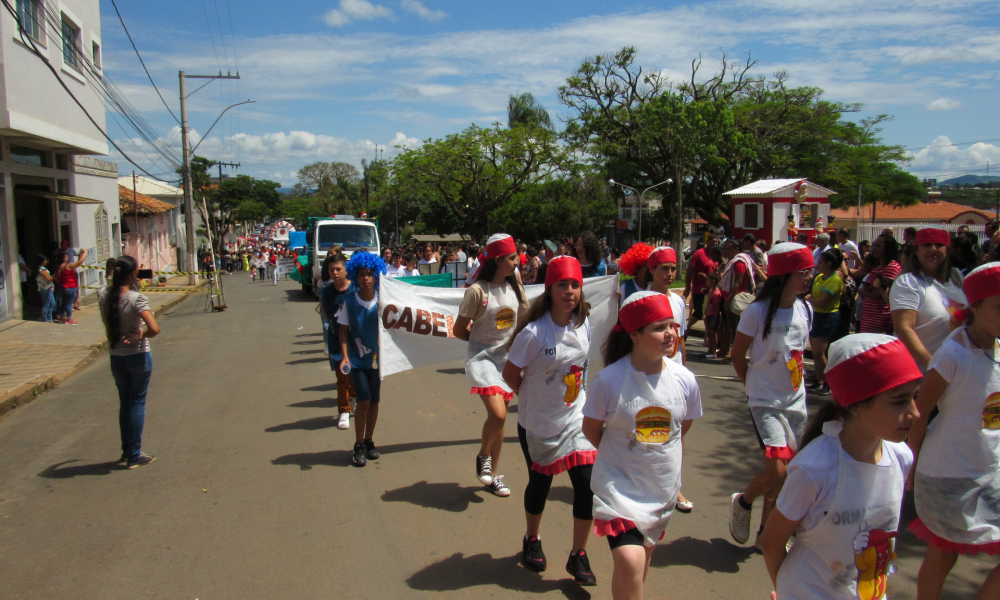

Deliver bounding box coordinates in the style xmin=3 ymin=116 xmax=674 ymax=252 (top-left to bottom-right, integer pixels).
xmin=40 ymin=288 xmax=55 ymax=322
xmin=59 ymin=287 xmax=77 ymax=320
xmin=110 ymin=353 xmax=153 ymax=460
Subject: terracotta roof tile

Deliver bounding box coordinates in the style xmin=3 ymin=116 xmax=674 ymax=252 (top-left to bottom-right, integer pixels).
xmin=118 ymin=185 xmax=176 ymax=215
xmin=829 ymin=201 xmax=992 ymax=222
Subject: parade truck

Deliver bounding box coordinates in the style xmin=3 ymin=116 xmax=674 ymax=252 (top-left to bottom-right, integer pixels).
xmin=290 ymin=215 xmax=380 ymax=293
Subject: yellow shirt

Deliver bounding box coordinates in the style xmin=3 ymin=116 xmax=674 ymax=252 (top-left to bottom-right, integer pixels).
xmin=811 ymin=272 xmax=843 ymax=314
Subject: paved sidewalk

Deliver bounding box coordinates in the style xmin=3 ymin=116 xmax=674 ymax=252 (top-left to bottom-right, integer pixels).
xmin=0 ymin=275 xmax=208 ymax=417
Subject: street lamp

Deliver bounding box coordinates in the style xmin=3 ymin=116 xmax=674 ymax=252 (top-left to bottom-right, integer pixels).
xmin=609 ymin=178 xmax=672 ymax=242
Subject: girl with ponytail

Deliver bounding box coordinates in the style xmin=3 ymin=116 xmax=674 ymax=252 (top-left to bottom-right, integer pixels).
xmin=728 ymin=243 xmax=814 ymax=551
xmin=98 ymin=255 xmax=160 ymax=469
xmin=761 ymin=334 xmax=921 ymax=600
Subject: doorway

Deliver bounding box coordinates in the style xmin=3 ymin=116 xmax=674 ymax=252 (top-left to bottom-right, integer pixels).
xmin=14 ymin=183 xmax=56 ymax=310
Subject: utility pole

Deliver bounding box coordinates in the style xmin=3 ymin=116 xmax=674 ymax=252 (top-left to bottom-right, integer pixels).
xmin=675 ymin=163 xmax=683 ymax=253
xmin=179 ymin=70 xmax=241 ymax=285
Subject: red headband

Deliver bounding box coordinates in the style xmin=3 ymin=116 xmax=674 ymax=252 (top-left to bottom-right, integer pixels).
xmin=964 ymin=262 xmax=1000 ymax=305
xmin=825 ymin=339 xmax=922 ymax=407
xmin=647 ymin=247 xmax=677 ymax=269
xmin=614 ymin=293 xmax=673 ymax=333
xmin=545 ymin=256 xmax=583 ymax=288
xmin=485 ymin=235 xmax=516 ymax=258
xmin=915 ymin=227 xmax=950 ymax=247
xmin=767 ymin=245 xmax=814 ymax=277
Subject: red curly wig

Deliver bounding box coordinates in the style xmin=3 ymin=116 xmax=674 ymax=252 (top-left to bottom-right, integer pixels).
xmin=617 ymin=242 xmax=655 ymax=276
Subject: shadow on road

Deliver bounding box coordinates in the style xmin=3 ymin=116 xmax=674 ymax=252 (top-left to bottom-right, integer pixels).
xmin=291 ymin=349 xmax=324 ymax=355
xmin=649 ymin=536 xmax=756 ymax=574
xmin=286 ymin=357 xmax=328 ymax=365
xmin=288 ymin=398 xmax=338 ymax=408
xmin=265 ymin=416 xmax=336 ymax=432
xmin=406 ymin=552 xmax=591 ymax=599
xmin=38 ymin=460 xmax=120 ymax=478
xmin=296 ymin=332 xmax=323 ymax=337
xmin=283 ymin=290 xmax=315 ymax=303
xmin=437 ymin=368 xmax=465 ymax=375
xmin=293 ymin=340 xmax=323 ymax=345
xmin=301 ymin=383 xmax=338 ymax=392
xmin=272 ymin=437 xmax=519 ymax=470
xmin=382 ymin=481 xmax=486 ymax=512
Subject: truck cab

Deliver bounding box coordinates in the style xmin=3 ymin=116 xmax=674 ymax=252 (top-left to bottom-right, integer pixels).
xmin=300 ymin=215 xmax=379 ymax=292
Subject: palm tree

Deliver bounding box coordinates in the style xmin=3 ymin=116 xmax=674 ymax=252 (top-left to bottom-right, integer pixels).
xmin=507 ymin=92 xmax=553 ymax=130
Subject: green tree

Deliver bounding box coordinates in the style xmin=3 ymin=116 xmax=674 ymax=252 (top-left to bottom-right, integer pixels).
xmin=508 ymin=92 xmax=553 ymax=130
xmin=290 ymin=161 xmax=362 ymax=215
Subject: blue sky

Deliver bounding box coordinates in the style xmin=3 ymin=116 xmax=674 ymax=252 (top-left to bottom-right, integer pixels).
xmin=100 ymin=0 xmax=1000 ymax=187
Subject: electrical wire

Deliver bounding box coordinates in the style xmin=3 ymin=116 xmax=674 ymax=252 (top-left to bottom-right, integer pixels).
xmin=108 ymin=0 xmax=179 ymax=124
xmin=1 ymin=0 xmax=170 ymax=180
xmin=906 ymin=138 xmax=1000 ymax=152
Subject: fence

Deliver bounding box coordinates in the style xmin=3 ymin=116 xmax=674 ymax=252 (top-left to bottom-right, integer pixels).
xmin=855 ymin=221 xmax=986 ymax=243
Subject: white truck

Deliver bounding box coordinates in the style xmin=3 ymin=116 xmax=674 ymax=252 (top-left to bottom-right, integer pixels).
xmin=298 ymin=215 xmax=380 ymax=292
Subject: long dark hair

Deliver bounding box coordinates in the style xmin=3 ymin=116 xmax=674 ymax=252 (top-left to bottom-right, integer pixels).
xmin=474 ymin=254 xmax=525 ymax=304
xmin=602 ymin=327 xmax=634 ymax=366
xmin=577 ymin=231 xmax=601 ymax=266
xmin=508 ymin=284 xmax=589 ymax=349
xmin=102 ymin=256 xmax=137 ymax=350
xmin=875 ymin=234 xmax=900 ymax=267
xmin=36 ymin=254 xmax=48 ymax=271
xmin=752 ymin=273 xmax=807 ymax=340
xmin=800 ymin=397 xmax=874 ymax=448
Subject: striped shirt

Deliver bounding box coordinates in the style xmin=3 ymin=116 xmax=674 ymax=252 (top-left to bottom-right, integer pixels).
xmin=859 ymin=261 xmax=901 ymax=334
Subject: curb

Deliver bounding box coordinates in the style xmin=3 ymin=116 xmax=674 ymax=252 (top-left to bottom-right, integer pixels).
xmin=0 ymin=286 xmax=203 ymax=419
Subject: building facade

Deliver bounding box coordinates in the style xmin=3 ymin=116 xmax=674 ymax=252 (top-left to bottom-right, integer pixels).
xmin=0 ymin=0 xmax=120 ymax=321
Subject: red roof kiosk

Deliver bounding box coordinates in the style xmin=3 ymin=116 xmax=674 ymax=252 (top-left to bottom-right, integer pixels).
xmin=723 ymin=178 xmax=837 ymax=247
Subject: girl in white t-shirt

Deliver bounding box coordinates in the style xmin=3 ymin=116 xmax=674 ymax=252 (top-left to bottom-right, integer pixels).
xmin=729 ymin=243 xmax=814 ymax=550
xmin=907 ymin=262 xmax=1000 ymax=600
xmin=761 ymin=334 xmax=921 ymax=600
xmin=890 ymin=225 xmax=968 ymax=370
xmin=502 ymin=257 xmax=597 ymax=585
xmin=582 ymin=291 xmax=702 ymax=600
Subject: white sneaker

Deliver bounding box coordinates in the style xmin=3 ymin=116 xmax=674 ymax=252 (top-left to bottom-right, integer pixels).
xmin=337 ymin=413 xmax=350 ymax=430
xmin=729 ymin=493 xmax=752 ymax=544
xmin=487 ymin=474 xmax=510 ymax=497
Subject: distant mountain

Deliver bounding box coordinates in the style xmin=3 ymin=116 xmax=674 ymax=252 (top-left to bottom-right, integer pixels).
xmin=277 ymin=187 xmax=295 ymax=195
xmin=939 ymin=175 xmax=1000 ymax=186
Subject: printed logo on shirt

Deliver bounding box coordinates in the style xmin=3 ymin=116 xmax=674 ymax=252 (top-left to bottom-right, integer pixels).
xmin=354 ymin=338 xmax=373 ymax=358
xmin=946 ymin=297 xmax=967 ymax=331
xmin=634 ymin=406 xmax=671 ymax=444
xmin=853 ymin=524 xmax=896 ymax=600
xmin=984 ymin=392 xmax=1000 ymax=430
xmin=563 ymin=365 xmax=585 ymax=405
xmin=495 ymin=308 xmax=515 ymax=330
xmin=785 ymin=348 xmax=804 ymax=390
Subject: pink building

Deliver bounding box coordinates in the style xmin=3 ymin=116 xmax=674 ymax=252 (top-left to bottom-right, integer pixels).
xmin=118 ymin=185 xmax=179 ymax=273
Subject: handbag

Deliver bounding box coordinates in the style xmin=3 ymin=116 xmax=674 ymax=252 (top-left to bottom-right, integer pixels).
xmin=731 ymin=291 xmax=756 ymax=316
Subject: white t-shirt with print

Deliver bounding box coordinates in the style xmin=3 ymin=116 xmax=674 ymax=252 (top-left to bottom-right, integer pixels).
xmin=889 ymin=272 xmax=967 ymax=358
xmin=583 ymin=355 xmax=702 ymax=422
xmin=385 ymin=264 xmax=408 ymax=278
xmin=736 ymin=299 xmax=811 ymax=407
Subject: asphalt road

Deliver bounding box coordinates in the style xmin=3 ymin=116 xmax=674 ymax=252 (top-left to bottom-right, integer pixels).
xmin=0 ymin=276 xmax=995 ymax=599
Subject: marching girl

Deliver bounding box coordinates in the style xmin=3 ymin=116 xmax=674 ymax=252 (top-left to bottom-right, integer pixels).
xmin=503 ymin=256 xmax=597 ymax=585
xmin=454 ymin=233 xmax=529 ymax=496
xmin=761 ymin=334 xmax=921 ymax=600
xmin=908 ymin=262 xmax=1000 ymax=600
xmin=582 ymin=292 xmax=702 ymax=600
xmin=336 ymin=252 xmax=387 ymax=467
xmin=729 ymin=243 xmax=814 ymax=551
xmin=617 ymin=243 xmax=654 ymax=301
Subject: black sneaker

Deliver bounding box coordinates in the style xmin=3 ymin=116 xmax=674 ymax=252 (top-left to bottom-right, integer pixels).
xmin=352 ymin=443 xmax=367 ymax=467
xmin=364 ymin=439 xmax=380 ymax=460
xmin=116 ymin=453 xmax=128 ymax=464
xmin=476 ymin=454 xmax=493 ymax=485
xmin=566 ymin=550 xmax=597 ymax=586
xmin=816 ymin=383 xmax=831 ymax=395
xmin=522 ymin=535 xmax=546 ymax=572
xmin=127 ymin=453 xmax=156 ymax=469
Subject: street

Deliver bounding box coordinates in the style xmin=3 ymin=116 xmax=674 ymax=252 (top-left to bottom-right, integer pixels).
xmin=0 ymin=276 xmax=995 ymax=600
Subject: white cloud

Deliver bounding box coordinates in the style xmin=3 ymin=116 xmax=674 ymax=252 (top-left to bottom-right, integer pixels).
xmin=926 ymin=97 xmax=963 ymax=110
xmin=400 ymin=0 xmax=446 ymax=21
xmin=324 ymin=0 xmax=394 ymax=27
xmin=907 ymin=136 xmax=1000 ymax=178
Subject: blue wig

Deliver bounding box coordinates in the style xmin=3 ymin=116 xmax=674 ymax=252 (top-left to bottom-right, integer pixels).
xmin=346 ymin=251 xmax=387 ymax=289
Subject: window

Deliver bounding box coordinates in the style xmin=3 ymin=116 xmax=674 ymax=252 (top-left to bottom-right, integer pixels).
xmin=95 ymin=207 xmax=110 ymax=261
xmin=744 ymin=203 xmax=760 ymax=229
xmin=16 ymin=0 xmax=43 ymax=41
xmin=91 ymin=41 xmax=101 ymax=70
xmin=10 ymin=144 xmax=49 ymax=167
xmin=56 ymin=179 xmax=69 ymax=194
xmin=55 ymin=154 xmax=68 ymax=170
xmin=623 ymin=207 xmax=632 ymax=219
xmin=62 ymin=15 xmax=80 ymax=69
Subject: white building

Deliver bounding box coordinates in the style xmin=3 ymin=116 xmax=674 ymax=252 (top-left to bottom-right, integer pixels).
xmin=0 ymin=0 xmax=120 ymax=321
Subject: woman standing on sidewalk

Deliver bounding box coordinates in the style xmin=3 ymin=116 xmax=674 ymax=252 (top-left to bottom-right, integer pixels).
xmin=55 ymin=248 xmax=87 ymax=324
xmin=36 ymin=255 xmax=55 ymax=323
xmin=98 ymin=256 xmax=160 ymax=469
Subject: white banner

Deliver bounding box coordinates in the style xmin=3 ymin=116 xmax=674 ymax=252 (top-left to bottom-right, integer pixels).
xmin=378 ymin=275 xmax=620 ymax=377
xmin=276 ymin=258 xmax=297 ymax=275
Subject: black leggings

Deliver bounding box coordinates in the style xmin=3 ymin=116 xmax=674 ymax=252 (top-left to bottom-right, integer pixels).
xmin=518 ymin=424 xmax=593 ymax=521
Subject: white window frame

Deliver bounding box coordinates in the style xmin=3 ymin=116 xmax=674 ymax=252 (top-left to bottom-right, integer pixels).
xmin=16 ymin=0 xmax=44 ymax=43
xmin=60 ymin=11 xmax=81 ymax=71
xmin=95 ymin=206 xmax=110 ymax=261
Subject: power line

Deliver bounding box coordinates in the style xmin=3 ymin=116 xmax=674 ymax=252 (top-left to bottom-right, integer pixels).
xmin=108 ymin=0 xmax=179 ymax=124
xmin=906 ymin=138 xmax=1000 ymax=152
xmin=0 ymin=0 xmax=169 ymax=180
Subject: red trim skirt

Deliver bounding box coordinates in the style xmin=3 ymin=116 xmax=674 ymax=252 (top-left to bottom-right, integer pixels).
xmin=909 ymin=518 xmax=1000 ymax=556
xmin=764 ymin=445 xmax=795 ymax=460
xmin=531 ymin=450 xmax=597 ymax=476
xmin=593 ymin=517 xmax=664 ymax=540
xmin=470 ymin=386 xmax=513 ymax=402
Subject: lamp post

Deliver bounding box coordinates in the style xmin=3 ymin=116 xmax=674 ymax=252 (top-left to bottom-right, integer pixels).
xmin=609 ymin=179 xmax=672 ymax=243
